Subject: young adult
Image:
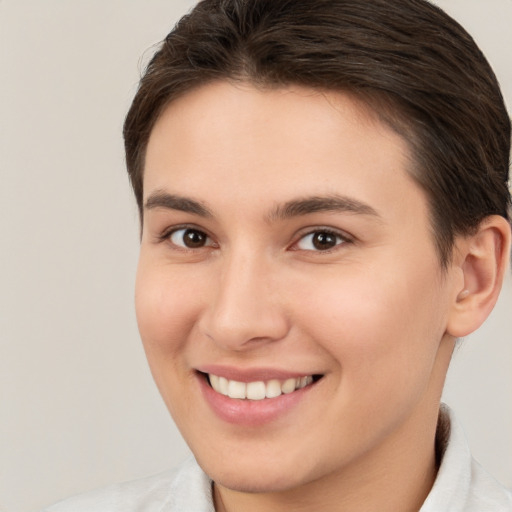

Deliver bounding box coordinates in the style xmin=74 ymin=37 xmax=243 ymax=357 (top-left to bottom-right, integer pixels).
xmin=45 ymin=0 xmax=512 ymax=510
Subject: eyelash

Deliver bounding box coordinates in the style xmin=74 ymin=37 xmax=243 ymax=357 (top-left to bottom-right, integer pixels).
xmin=159 ymin=225 xmax=217 ymax=250
xmin=291 ymin=227 xmax=351 ymax=253
xmin=159 ymin=225 xmax=352 ymax=253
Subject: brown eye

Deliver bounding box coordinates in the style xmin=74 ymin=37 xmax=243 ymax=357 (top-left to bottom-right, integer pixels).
xmin=170 ymin=228 xmax=212 ymax=248
xmin=296 ymin=230 xmax=345 ymax=251
xmin=313 ymin=232 xmax=337 ymax=250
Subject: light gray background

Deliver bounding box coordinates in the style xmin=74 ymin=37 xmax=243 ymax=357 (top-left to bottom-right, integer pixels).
xmin=1 ymin=1 xmax=511 ymax=511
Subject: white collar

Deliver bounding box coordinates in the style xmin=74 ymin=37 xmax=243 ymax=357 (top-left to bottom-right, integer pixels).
xmin=166 ymin=404 xmax=512 ymax=512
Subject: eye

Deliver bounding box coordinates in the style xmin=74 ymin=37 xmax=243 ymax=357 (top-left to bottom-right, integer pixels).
xmin=168 ymin=228 xmax=213 ymax=249
xmin=295 ymin=230 xmax=347 ymax=251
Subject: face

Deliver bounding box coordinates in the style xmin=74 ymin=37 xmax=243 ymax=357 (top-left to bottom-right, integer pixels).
xmin=136 ymin=82 xmax=460 ymax=494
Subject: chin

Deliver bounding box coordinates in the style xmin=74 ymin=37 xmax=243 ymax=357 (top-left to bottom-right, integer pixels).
xmin=197 ymin=456 xmax=313 ymax=494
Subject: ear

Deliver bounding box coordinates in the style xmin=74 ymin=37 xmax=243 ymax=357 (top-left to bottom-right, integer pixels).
xmin=447 ymin=215 xmax=511 ymax=338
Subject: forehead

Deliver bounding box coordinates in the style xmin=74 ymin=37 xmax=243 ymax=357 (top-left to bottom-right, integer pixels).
xmin=144 ymin=81 xmax=427 ymax=228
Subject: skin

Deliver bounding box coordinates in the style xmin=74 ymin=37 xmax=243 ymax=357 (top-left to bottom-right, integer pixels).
xmin=135 ymin=81 xmax=508 ymax=511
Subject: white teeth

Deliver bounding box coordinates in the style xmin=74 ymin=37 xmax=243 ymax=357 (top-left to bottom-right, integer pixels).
xmin=218 ymin=376 xmax=229 ymax=395
xmin=208 ymin=374 xmax=315 ymax=400
xmin=246 ymin=381 xmax=266 ymax=400
xmin=209 ymin=374 xmax=219 ymax=390
xmin=265 ymin=379 xmax=282 ymax=398
xmin=281 ymin=378 xmax=296 ymax=394
xmin=227 ymin=380 xmax=246 ymax=399
xmin=300 ymin=376 xmax=313 ymax=388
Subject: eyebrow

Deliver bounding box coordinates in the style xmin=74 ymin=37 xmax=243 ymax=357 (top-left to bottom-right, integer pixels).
xmin=267 ymin=195 xmax=380 ymax=222
xmin=144 ymin=190 xmax=380 ymax=222
xmin=144 ymin=191 xmax=213 ymax=218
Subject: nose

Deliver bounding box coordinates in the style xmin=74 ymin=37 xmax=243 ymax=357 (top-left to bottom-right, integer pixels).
xmin=199 ymin=251 xmax=290 ymax=351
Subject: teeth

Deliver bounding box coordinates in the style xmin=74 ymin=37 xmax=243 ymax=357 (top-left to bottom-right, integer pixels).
xmin=246 ymin=381 xmax=266 ymax=400
xmin=228 ymin=380 xmax=246 ymax=399
xmin=218 ymin=376 xmax=229 ymax=395
xmin=281 ymin=378 xmax=296 ymax=394
xmin=209 ymin=374 xmax=219 ymax=390
xmin=265 ymin=379 xmax=282 ymax=398
xmin=208 ymin=374 xmax=314 ymax=400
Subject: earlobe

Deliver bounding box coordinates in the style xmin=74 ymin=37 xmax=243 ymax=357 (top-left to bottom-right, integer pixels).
xmin=447 ymin=215 xmax=511 ymax=338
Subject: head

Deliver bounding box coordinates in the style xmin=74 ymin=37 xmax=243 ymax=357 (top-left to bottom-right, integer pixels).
xmin=124 ymin=0 xmax=511 ymax=506
xmin=124 ymin=0 xmax=511 ymax=268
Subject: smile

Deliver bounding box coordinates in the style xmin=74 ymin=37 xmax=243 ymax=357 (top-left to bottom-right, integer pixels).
xmin=208 ymin=373 xmax=315 ymax=400
xmin=198 ymin=370 xmax=323 ymax=425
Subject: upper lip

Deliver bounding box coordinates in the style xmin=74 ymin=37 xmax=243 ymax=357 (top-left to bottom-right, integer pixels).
xmin=196 ymin=365 xmax=321 ymax=383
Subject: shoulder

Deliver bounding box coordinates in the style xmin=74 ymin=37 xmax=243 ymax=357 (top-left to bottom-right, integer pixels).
xmin=41 ymin=457 xmax=214 ymax=512
xmin=466 ymin=459 xmax=512 ymax=511
xmin=41 ymin=469 xmax=178 ymax=512
xmin=421 ymin=404 xmax=512 ymax=511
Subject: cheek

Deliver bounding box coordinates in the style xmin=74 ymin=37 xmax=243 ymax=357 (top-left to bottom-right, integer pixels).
xmin=296 ymin=261 xmax=447 ymax=391
xmin=134 ymin=259 xmax=209 ymax=423
xmin=134 ymin=259 xmax=203 ymax=360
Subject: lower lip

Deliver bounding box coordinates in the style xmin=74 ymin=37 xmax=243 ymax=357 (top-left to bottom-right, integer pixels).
xmin=198 ymin=374 xmax=317 ymax=426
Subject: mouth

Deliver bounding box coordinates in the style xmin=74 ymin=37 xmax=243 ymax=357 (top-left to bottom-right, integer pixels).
xmin=197 ymin=369 xmax=324 ymax=425
xmin=203 ymin=372 xmax=322 ymax=400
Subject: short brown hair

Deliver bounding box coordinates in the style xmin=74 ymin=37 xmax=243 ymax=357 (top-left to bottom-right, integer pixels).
xmin=124 ymin=0 xmax=511 ymax=267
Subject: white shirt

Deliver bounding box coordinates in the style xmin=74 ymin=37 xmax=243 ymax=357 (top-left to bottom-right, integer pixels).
xmin=43 ymin=406 xmax=512 ymax=511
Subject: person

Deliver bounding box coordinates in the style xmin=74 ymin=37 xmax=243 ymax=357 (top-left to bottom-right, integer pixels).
xmin=44 ymin=0 xmax=512 ymax=510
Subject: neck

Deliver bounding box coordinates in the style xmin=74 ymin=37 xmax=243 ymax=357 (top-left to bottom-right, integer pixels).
xmin=214 ymin=406 xmax=439 ymax=512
